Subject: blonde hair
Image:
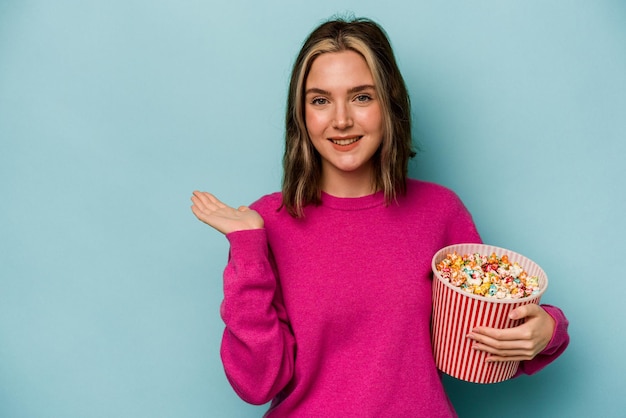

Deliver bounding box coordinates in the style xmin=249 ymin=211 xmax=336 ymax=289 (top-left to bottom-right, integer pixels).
xmin=282 ymin=17 xmax=415 ymax=217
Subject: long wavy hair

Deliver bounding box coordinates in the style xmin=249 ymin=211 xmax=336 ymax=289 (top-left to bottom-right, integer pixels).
xmin=282 ymin=17 xmax=415 ymax=217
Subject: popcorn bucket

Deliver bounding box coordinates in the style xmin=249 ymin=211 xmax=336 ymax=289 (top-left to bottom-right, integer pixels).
xmin=431 ymin=243 xmax=548 ymax=384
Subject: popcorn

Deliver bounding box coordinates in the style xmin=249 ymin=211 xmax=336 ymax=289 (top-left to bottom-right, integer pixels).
xmin=431 ymin=244 xmax=548 ymax=383
xmin=435 ymin=252 xmax=540 ymax=299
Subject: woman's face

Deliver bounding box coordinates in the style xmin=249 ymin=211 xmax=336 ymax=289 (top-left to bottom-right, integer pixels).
xmin=304 ymin=50 xmax=383 ymax=187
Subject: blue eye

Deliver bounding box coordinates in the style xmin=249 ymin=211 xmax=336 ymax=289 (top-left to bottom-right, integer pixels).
xmin=355 ymin=94 xmax=372 ymax=102
xmin=311 ymin=97 xmax=328 ymax=105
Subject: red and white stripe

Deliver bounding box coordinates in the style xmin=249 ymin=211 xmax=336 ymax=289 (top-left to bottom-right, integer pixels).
xmin=431 ymin=243 xmax=547 ymax=384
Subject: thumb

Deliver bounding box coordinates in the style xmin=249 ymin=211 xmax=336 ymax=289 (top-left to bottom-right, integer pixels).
xmin=237 ymin=206 xmax=249 ymax=212
xmin=509 ymin=305 xmax=530 ymax=320
xmin=509 ymin=303 xmax=543 ymax=320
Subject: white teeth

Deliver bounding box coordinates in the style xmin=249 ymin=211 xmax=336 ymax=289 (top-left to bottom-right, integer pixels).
xmin=331 ymin=137 xmax=360 ymax=145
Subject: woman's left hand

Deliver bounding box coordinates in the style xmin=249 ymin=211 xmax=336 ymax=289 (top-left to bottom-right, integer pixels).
xmin=467 ymin=304 xmax=555 ymax=362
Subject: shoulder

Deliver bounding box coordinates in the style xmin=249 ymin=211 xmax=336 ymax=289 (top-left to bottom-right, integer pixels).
xmin=402 ymin=178 xmax=471 ymax=220
xmin=404 ymin=178 xmax=481 ymax=243
xmin=405 ymin=178 xmax=464 ymax=206
xmin=248 ymin=192 xmax=302 ymax=237
xmin=248 ymin=192 xmax=287 ymax=221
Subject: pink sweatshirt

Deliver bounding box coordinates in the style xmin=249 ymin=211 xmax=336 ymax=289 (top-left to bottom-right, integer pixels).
xmin=220 ymin=179 xmax=569 ymax=417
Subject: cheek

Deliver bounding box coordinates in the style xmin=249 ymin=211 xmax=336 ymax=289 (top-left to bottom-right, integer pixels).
xmin=354 ymin=105 xmax=382 ymax=129
xmin=365 ymin=108 xmax=384 ymax=135
xmin=304 ymin=111 xmax=327 ymax=137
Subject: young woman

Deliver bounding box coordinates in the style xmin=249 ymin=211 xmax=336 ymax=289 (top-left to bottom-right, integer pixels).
xmin=191 ymin=17 xmax=569 ymax=417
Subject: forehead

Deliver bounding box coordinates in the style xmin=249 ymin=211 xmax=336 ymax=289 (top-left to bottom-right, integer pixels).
xmin=305 ymin=50 xmax=374 ymax=88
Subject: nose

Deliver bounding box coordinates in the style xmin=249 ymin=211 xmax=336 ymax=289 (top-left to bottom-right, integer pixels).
xmin=332 ymin=102 xmax=353 ymax=130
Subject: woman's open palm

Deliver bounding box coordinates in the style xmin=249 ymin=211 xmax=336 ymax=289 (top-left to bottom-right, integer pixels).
xmin=191 ymin=191 xmax=264 ymax=235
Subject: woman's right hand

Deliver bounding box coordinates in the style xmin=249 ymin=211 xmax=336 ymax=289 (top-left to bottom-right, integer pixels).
xmin=190 ymin=191 xmax=264 ymax=235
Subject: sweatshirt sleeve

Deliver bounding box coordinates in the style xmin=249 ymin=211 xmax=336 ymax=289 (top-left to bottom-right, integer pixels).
xmin=515 ymin=304 xmax=570 ymax=376
xmin=219 ymin=228 xmax=296 ymax=405
xmin=441 ymin=187 xmax=570 ymax=375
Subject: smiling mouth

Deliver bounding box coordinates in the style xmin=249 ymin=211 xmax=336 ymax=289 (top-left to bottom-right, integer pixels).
xmin=329 ymin=136 xmax=362 ymax=146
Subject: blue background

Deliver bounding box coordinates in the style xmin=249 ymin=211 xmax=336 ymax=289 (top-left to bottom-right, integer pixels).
xmin=1 ymin=1 xmax=625 ymax=417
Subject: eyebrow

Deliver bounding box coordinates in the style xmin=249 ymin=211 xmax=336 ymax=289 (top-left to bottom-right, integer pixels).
xmin=304 ymin=84 xmax=376 ymax=96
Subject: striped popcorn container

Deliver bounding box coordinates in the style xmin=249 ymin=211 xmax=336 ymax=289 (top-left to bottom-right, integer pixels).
xmin=431 ymin=243 xmax=548 ymax=384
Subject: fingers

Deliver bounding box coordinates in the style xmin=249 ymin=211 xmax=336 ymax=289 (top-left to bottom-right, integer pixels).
xmin=470 ymin=304 xmax=544 ymax=341
xmin=192 ymin=191 xmax=225 ymax=210
xmin=190 ymin=191 xmax=228 ymax=225
xmin=467 ymin=305 xmax=555 ymax=362
xmin=467 ymin=331 xmax=537 ymax=362
xmin=471 ymin=342 xmax=537 ymax=362
xmin=191 ymin=191 xmax=229 ymax=218
xmin=470 ymin=323 xmax=532 ymax=342
xmin=189 ymin=191 xmax=264 ymax=234
xmin=483 ymin=354 xmax=535 ymax=363
xmin=468 ymin=331 xmax=534 ymax=351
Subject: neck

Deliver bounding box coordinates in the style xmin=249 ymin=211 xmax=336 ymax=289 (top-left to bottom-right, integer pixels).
xmin=320 ymin=166 xmax=378 ymax=198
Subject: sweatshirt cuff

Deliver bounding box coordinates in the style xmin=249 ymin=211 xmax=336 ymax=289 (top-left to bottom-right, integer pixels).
xmin=226 ymin=228 xmax=268 ymax=259
xmin=539 ymin=304 xmax=570 ymax=355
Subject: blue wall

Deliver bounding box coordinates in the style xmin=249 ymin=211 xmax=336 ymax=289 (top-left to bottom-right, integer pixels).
xmin=1 ymin=1 xmax=624 ymax=417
